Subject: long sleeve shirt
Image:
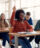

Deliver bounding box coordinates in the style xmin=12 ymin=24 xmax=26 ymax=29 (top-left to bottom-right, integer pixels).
xmin=34 ymin=20 xmax=40 ymax=31
xmin=0 ymin=19 xmax=8 ymax=28
xmin=10 ymin=12 xmax=33 ymax=33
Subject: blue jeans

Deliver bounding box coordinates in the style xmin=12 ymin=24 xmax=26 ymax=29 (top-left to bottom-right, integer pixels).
xmin=12 ymin=37 xmax=32 ymax=48
xmin=0 ymin=32 xmax=9 ymax=46
xmin=35 ymin=35 xmax=40 ymax=44
xmin=28 ymin=36 xmax=34 ymax=42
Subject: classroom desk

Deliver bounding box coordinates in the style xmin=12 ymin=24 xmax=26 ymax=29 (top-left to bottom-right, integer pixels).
xmin=9 ymin=31 xmax=40 ymax=48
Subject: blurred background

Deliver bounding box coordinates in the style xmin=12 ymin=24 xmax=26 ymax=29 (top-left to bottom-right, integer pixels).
xmin=0 ymin=0 xmax=40 ymax=27
xmin=0 ymin=0 xmax=40 ymax=48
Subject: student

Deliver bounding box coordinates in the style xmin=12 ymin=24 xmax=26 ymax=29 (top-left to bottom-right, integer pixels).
xmin=25 ymin=12 xmax=33 ymax=25
xmin=0 ymin=13 xmax=9 ymax=47
xmin=34 ymin=20 xmax=40 ymax=44
xmin=25 ymin=12 xmax=34 ymax=42
xmin=10 ymin=7 xmax=33 ymax=48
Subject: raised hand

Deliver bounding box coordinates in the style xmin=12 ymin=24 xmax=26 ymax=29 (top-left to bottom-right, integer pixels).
xmin=13 ymin=6 xmax=16 ymax=12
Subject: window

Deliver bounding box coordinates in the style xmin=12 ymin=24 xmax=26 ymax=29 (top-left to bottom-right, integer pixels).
xmin=16 ymin=0 xmax=20 ymax=9
xmin=34 ymin=7 xmax=40 ymax=20
xmin=5 ymin=3 xmax=9 ymax=11
xmin=21 ymin=0 xmax=34 ymax=8
xmin=0 ymin=0 xmax=40 ymax=20
xmin=5 ymin=12 xmax=9 ymax=19
xmin=21 ymin=0 xmax=40 ymax=20
xmin=23 ymin=8 xmax=34 ymax=20
xmin=0 ymin=3 xmax=5 ymax=14
xmin=0 ymin=0 xmax=9 ymax=19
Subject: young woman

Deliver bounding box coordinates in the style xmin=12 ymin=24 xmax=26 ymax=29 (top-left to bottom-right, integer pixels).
xmin=25 ymin=12 xmax=33 ymax=25
xmin=0 ymin=13 xmax=9 ymax=47
xmin=34 ymin=20 xmax=40 ymax=44
xmin=10 ymin=7 xmax=33 ymax=48
xmin=24 ymin=12 xmax=34 ymax=42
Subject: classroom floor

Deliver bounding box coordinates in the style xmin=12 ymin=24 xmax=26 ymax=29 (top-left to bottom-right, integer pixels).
xmin=0 ymin=39 xmax=39 ymax=48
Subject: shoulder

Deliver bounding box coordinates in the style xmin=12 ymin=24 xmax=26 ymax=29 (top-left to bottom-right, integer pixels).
xmin=29 ymin=18 xmax=32 ymax=20
xmin=37 ymin=20 xmax=40 ymax=22
xmin=37 ymin=20 xmax=40 ymax=24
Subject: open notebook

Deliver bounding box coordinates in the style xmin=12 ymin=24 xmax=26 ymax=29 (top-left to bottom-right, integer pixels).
xmin=18 ymin=31 xmax=40 ymax=35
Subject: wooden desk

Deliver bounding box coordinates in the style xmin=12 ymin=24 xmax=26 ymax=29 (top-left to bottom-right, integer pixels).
xmin=9 ymin=31 xmax=40 ymax=48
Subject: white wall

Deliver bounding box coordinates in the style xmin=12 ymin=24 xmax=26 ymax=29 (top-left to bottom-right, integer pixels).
xmin=33 ymin=20 xmax=37 ymax=28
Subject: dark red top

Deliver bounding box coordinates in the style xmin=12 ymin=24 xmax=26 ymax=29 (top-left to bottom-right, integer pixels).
xmin=10 ymin=11 xmax=33 ymax=39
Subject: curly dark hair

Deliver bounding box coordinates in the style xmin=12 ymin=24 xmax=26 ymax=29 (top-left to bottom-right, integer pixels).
xmin=15 ymin=9 xmax=25 ymax=20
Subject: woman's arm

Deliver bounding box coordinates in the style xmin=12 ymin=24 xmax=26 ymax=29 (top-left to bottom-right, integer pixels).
xmin=25 ymin=21 xmax=33 ymax=32
xmin=10 ymin=7 xmax=16 ymax=26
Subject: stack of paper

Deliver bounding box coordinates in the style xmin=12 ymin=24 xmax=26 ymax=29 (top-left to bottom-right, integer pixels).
xmin=18 ymin=31 xmax=40 ymax=35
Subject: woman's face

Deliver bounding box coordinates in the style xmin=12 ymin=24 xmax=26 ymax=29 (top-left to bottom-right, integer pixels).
xmin=1 ymin=14 xmax=5 ymax=20
xmin=19 ymin=13 xmax=24 ymax=21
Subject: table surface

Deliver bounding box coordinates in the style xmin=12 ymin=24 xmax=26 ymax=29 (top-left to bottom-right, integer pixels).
xmin=9 ymin=31 xmax=40 ymax=37
xmin=0 ymin=28 xmax=40 ymax=37
xmin=9 ymin=30 xmax=40 ymax=48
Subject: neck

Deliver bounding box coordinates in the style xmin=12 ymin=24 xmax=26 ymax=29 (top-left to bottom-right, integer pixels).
xmin=19 ymin=20 xmax=24 ymax=22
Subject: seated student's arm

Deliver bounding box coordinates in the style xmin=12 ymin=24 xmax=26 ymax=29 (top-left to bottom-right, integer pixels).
xmin=0 ymin=28 xmax=1 ymax=30
xmin=28 ymin=18 xmax=33 ymax=28
xmin=30 ymin=18 xmax=33 ymax=27
xmin=30 ymin=18 xmax=33 ymax=25
xmin=25 ymin=21 xmax=33 ymax=32
xmin=34 ymin=20 xmax=40 ymax=31
xmin=5 ymin=21 xmax=8 ymax=27
xmin=0 ymin=22 xmax=2 ymax=30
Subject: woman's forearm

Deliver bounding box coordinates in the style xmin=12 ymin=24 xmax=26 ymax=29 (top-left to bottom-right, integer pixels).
xmin=10 ymin=12 xmax=16 ymax=26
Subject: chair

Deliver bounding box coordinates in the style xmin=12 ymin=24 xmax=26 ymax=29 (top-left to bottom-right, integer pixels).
xmin=0 ymin=38 xmax=3 ymax=48
xmin=37 ymin=42 xmax=40 ymax=48
xmin=35 ymin=35 xmax=40 ymax=48
xmin=9 ymin=27 xmax=14 ymax=48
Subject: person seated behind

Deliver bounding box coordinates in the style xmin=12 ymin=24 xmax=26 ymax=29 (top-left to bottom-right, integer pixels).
xmin=25 ymin=12 xmax=34 ymax=42
xmin=0 ymin=13 xmax=9 ymax=47
xmin=10 ymin=7 xmax=33 ymax=48
xmin=25 ymin=12 xmax=33 ymax=25
xmin=34 ymin=20 xmax=40 ymax=44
